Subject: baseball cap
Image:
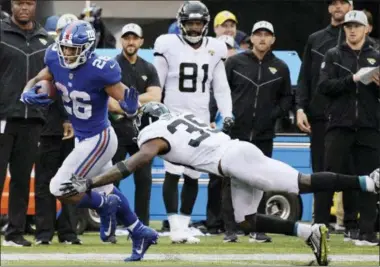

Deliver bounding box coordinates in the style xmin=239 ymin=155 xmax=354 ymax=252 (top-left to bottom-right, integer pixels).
xmin=121 ymin=23 xmax=143 ymax=38
xmin=214 ymin=10 xmax=237 ymax=27
xmin=217 ymin=35 xmax=235 ymax=48
xmin=328 ymin=0 xmax=353 ymax=5
xmin=343 ymin=10 xmax=368 ymax=26
xmin=56 ymin=14 xmax=78 ymax=31
xmin=252 ymin=21 xmax=274 ymax=34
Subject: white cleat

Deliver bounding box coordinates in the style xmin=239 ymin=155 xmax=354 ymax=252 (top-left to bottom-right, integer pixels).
xmin=183 ymin=228 xmax=200 ymax=244
xmin=170 ymin=230 xmax=189 ymax=244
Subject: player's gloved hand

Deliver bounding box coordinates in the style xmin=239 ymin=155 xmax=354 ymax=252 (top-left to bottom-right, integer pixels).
xmin=119 ymin=87 xmax=139 ymax=117
xmin=222 ymin=117 xmax=234 ymax=135
xmin=59 ymin=174 xmax=91 ymax=197
xmin=20 ymin=85 xmax=53 ymax=106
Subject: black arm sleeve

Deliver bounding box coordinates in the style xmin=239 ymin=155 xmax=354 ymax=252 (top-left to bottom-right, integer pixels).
xmin=272 ymin=65 xmax=293 ymax=119
xmin=296 ymin=37 xmax=312 ymax=110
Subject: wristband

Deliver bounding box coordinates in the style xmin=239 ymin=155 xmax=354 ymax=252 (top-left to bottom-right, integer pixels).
xmin=116 ymin=161 xmax=131 ymax=177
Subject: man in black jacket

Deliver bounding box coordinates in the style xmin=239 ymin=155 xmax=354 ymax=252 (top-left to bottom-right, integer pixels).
xmin=295 ymin=0 xmax=353 ymax=236
xmin=0 ymin=0 xmax=53 ymax=246
xmin=296 ymin=0 xmax=352 ymax=170
xmin=318 ymin=10 xmax=380 ymax=246
xmin=225 ymin=21 xmax=292 ymax=243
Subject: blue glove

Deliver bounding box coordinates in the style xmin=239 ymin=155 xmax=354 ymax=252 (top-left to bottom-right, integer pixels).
xmin=20 ymin=85 xmax=53 ymax=106
xmin=119 ymin=87 xmax=139 ymax=117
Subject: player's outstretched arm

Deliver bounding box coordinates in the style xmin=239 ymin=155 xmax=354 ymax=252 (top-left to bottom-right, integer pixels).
xmin=105 ymin=83 xmax=140 ymax=117
xmin=59 ymin=139 xmax=168 ymax=196
xmin=88 ymin=138 xmax=167 ymax=188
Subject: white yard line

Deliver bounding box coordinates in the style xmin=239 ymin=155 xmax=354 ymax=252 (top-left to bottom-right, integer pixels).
xmin=1 ymin=253 xmax=378 ymax=262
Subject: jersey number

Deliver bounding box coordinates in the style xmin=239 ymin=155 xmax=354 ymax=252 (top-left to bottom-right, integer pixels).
xmin=167 ymin=114 xmax=218 ymax=147
xmin=179 ymin=63 xmax=209 ymax=93
xmin=56 ymin=83 xmax=92 ymax=120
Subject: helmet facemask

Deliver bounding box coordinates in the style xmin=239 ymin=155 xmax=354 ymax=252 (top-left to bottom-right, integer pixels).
xmin=179 ymin=17 xmax=209 ymax=44
xmin=57 ymin=40 xmax=94 ymax=69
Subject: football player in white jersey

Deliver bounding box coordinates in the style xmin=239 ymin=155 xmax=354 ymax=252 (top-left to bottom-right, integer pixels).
xmin=153 ymin=0 xmax=234 ymax=243
xmin=60 ymin=102 xmax=380 ymax=266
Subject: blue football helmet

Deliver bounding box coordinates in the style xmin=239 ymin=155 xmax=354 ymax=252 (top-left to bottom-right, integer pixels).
xmin=57 ymin=20 xmax=96 ymax=69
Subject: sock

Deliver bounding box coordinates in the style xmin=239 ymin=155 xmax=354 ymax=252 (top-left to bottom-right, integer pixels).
xmin=358 ymin=176 xmax=375 ymax=192
xmin=309 ymin=172 xmax=362 ymax=192
xmin=294 ymin=222 xmax=312 ymax=241
xmin=111 ymin=187 xmax=138 ymax=227
xmin=163 ymin=172 xmax=180 ymax=214
xmin=238 ymin=214 xmax=295 ymax=236
xmin=127 ymin=220 xmax=140 ymax=233
xmin=168 ymin=214 xmax=180 ymax=232
xmin=77 ymin=191 xmax=104 ymax=209
xmin=256 ymin=214 xmax=295 ymax=236
xmin=180 ymin=175 xmax=198 ymax=215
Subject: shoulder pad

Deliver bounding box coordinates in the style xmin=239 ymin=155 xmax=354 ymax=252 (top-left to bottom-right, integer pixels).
xmin=154 ymin=34 xmax=176 ymax=55
xmin=92 ymin=56 xmax=121 ymax=86
xmin=208 ymin=37 xmax=228 ymax=61
xmin=44 ymin=43 xmax=59 ymax=67
xmin=137 ymin=122 xmax=166 ymax=148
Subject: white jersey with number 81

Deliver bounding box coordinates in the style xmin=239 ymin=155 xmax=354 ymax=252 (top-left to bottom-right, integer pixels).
xmin=153 ymin=34 xmax=227 ymax=123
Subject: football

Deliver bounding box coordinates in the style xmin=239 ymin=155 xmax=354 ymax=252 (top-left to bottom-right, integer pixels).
xmin=36 ymin=80 xmax=57 ymax=99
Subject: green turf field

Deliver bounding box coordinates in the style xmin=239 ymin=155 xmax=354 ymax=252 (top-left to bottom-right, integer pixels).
xmin=1 ymin=231 xmax=379 ymax=266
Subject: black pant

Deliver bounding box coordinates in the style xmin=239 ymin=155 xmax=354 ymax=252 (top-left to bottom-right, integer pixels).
xmin=310 ymin=120 xmax=326 ymax=173
xmin=311 ymin=121 xmax=358 ymax=229
xmin=206 ymin=138 xmax=273 ymax=232
xmin=316 ymin=128 xmax=379 ymax=234
xmin=0 ymin=119 xmax=42 ymax=239
xmin=112 ymin=119 xmax=152 ymax=226
xmin=35 ymin=136 xmax=78 ymax=241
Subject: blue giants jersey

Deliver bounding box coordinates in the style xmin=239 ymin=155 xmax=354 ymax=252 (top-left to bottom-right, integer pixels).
xmin=44 ymin=44 xmax=121 ymax=139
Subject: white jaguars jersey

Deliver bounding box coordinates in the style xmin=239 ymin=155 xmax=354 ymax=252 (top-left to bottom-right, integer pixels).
xmin=154 ymin=34 xmax=227 ymax=122
xmin=137 ymin=112 xmax=232 ymax=175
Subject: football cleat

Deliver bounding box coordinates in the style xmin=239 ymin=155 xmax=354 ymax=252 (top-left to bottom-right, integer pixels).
xmin=124 ymin=221 xmax=159 ymax=261
xmin=98 ymin=194 xmax=120 ymax=242
xmin=306 ymin=224 xmax=329 ymax=266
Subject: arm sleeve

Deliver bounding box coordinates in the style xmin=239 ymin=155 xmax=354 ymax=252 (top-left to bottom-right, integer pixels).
xmin=272 ymin=64 xmax=293 ymax=119
xmin=212 ymin=60 xmax=233 ymax=118
xmin=98 ymin=58 xmax=122 ymax=88
xmin=153 ymin=36 xmax=169 ymax=88
xmin=296 ymin=37 xmax=312 ymax=110
xmin=209 ymin=88 xmax=218 ymax=123
xmin=153 ymin=55 xmax=168 ymax=88
xmin=317 ymin=50 xmax=356 ymax=97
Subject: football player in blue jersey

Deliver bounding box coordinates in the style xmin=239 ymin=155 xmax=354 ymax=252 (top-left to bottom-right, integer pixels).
xmin=21 ymin=20 xmax=158 ymax=261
